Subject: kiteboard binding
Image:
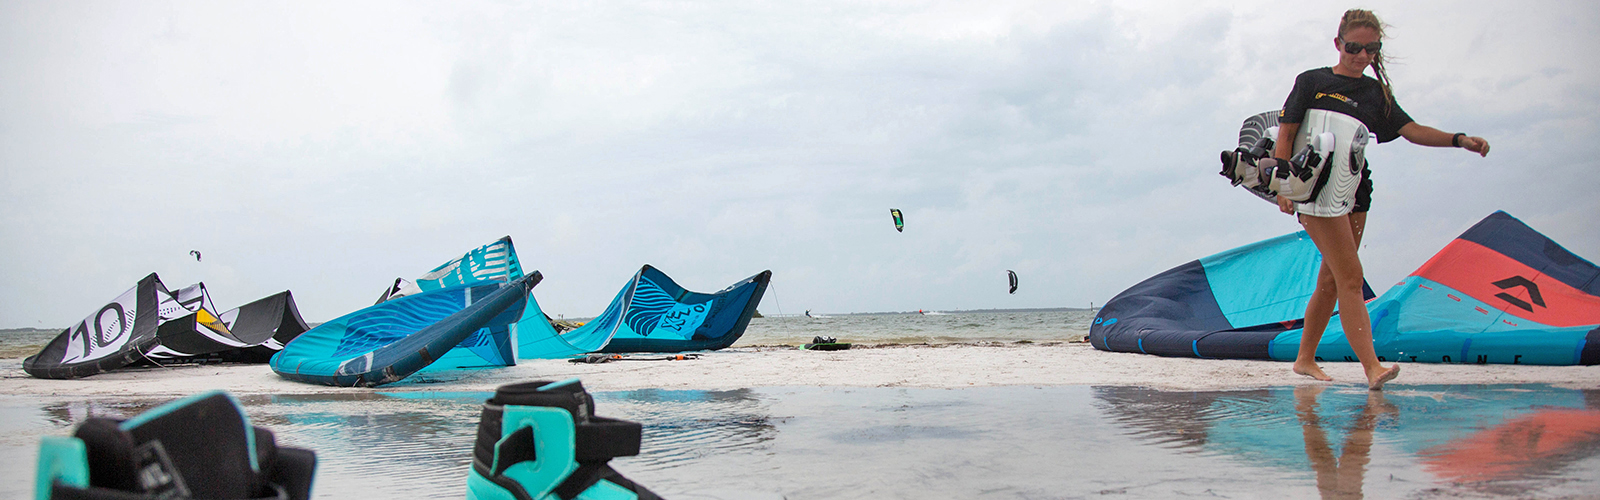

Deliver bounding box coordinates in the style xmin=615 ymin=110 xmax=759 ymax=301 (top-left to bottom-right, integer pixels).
xmin=1216 ymin=108 xmax=1369 ymax=206
xmin=1219 ymin=111 xmax=1340 ymax=204
xmin=466 ymin=379 xmax=661 ymax=500
xmin=34 ymin=391 xmax=317 ymax=500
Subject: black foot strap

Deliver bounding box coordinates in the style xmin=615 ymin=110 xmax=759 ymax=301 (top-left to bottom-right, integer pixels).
xmin=553 ymin=462 xmax=662 ymax=500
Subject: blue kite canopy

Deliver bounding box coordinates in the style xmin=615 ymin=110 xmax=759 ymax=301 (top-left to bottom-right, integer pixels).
xmin=270 ymin=274 xmax=538 ymax=387
xmin=515 ymin=288 xmax=617 ymax=358
xmin=545 ymin=265 xmax=770 ymax=354
xmin=1090 ymin=211 xmax=1600 ymax=366
xmin=371 ymin=235 xmax=608 ymax=362
xmin=1095 ymin=385 xmax=1600 ymax=484
xmin=371 ymin=237 xmax=771 ymax=356
xmin=377 ymin=235 xmax=524 ymax=303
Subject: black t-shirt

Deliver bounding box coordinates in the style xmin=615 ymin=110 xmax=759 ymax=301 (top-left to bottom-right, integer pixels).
xmin=1281 ymin=67 xmax=1413 ymax=143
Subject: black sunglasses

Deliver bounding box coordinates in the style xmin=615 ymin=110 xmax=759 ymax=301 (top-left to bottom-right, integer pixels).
xmin=1341 ymin=40 xmax=1382 ymax=55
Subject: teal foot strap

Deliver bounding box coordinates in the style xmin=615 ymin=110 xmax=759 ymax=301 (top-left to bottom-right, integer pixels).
xmin=35 ymin=436 xmax=89 ymax=500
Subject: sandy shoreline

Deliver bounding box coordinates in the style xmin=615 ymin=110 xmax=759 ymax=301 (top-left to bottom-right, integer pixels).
xmin=3 ymin=342 xmax=1597 ymax=399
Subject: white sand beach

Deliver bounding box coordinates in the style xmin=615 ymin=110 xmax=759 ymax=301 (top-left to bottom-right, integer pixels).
xmin=4 ymin=342 xmax=1597 ymax=398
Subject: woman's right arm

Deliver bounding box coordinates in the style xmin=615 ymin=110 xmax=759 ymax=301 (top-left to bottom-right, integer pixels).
xmin=1272 ymin=121 xmax=1302 ymax=214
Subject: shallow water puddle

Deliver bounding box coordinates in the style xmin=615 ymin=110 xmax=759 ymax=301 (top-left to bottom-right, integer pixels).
xmin=4 ymin=384 xmax=1597 ymax=499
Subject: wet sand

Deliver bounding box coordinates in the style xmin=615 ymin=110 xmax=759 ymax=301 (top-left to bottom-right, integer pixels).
xmin=4 ymin=342 xmax=1597 ymax=397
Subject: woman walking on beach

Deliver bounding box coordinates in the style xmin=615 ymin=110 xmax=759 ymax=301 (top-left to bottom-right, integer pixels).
xmin=1276 ymin=9 xmax=1490 ymax=389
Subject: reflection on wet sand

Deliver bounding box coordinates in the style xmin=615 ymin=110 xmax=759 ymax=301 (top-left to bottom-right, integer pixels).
xmin=1094 ymin=386 xmax=1273 ymax=450
xmin=603 ymin=388 xmax=778 ymax=471
xmin=257 ymin=392 xmax=487 ymax=498
xmin=1093 ymin=384 xmax=1600 ymax=497
xmin=12 ymin=385 xmax=1600 ymax=499
xmin=23 ymin=389 xmax=780 ymax=499
xmin=1419 ymin=390 xmax=1600 ymax=495
xmin=1296 ymin=386 xmax=1396 ymax=499
xmin=41 ymin=398 xmax=174 ymax=428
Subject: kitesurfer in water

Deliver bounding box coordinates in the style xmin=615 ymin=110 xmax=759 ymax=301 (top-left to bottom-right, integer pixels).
xmin=1275 ymin=9 xmax=1490 ymax=389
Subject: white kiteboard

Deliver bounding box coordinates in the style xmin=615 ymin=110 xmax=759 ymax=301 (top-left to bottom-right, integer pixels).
xmin=1220 ymin=109 xmax=1369 ymax=216
xmin=1292 ymin=109 xmax=1369 ymax=217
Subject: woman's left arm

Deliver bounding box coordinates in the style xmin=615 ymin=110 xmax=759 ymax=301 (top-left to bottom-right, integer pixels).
xmin=1398 ymin=122 xmax=1490 ymax=157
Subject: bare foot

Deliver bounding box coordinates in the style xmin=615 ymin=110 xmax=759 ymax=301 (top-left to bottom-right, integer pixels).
xmin=1367 ymin=364 xmax=1400 ymax=391
xmin=1293 ymin=362 xmax=1333 ymax=381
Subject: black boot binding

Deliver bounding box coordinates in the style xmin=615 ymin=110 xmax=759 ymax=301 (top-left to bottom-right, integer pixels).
xmin=468 ymin=379 xmax=661 ymax=500
xmin=34 ymin=391 xmax=316 ymax=500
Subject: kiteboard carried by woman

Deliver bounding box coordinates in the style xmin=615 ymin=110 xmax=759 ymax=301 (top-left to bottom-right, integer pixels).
xmin=1224 ymin=9 xmax=1490 ymax=390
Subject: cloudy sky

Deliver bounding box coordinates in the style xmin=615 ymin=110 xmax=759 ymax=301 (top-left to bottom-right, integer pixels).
xmin=2 ymin=0 xmax=1596 ymax=326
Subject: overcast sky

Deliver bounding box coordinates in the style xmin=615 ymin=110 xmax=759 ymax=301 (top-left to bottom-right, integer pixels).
xmin=2 ymin=0 xmax=1596 ymax=327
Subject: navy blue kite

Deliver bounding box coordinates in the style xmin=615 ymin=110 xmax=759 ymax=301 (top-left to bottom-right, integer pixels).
xmin=1089 ymin=231 xmax=1372 ymax=360
xmin=1091 ymin=211 xmax=1600 ymax=366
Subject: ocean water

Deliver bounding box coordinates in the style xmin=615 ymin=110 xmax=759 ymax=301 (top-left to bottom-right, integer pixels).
xmin=733 ymin=309 xmax=1096 ymax=346
xmin=0 ymin=328 xmax=57 ymax=359
xmin=5 ymin=385 xmax=1598 ymax=499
